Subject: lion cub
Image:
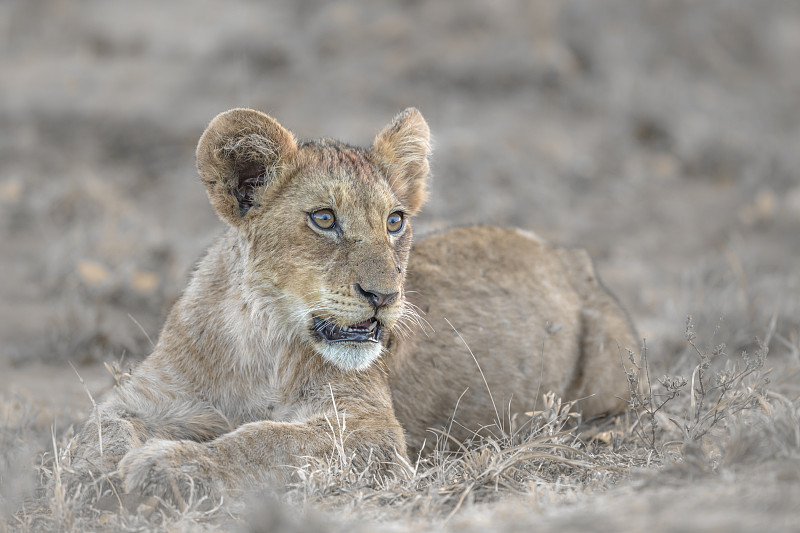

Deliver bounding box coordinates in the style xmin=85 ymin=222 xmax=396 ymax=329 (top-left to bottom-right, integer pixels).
xmin=73 ymin=108 xmax=638 ymax=501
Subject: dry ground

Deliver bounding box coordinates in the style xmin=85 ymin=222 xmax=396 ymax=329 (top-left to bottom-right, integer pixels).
xmin=1 ymin=1 xmax=799 ymax=531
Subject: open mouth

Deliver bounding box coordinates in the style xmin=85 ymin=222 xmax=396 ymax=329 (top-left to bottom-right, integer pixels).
xmin=313 ymin=317 xmax=382 ymax=343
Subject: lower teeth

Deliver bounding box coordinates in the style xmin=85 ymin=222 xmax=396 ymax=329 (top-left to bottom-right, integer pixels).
xmin=314 ymin=317 xmax=379 ymax=342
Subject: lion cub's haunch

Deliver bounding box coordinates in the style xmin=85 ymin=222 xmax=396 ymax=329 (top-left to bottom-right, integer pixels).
xmin=73 ymin=108 xmax=638 ymax=501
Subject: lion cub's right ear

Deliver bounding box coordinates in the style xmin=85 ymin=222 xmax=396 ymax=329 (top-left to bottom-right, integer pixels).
xmin=196 ymin=108 xmax=298 ymax=226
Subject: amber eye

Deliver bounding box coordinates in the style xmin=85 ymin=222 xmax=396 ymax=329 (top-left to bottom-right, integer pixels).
xmin=310 ymin=209 xmax=336 ymax=230
xmin=387 ymin=211 xmax=404 ymax=233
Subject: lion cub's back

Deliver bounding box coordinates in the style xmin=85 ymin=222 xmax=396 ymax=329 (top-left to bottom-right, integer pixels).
xmin=389 ymin=225 xmax=590 ymax=450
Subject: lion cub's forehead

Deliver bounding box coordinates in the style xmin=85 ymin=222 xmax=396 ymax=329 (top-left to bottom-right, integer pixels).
xmin=299 ymin=139 xmax=379 ymax=179
xmin=295 ymin=139 xmax=396 ymax=207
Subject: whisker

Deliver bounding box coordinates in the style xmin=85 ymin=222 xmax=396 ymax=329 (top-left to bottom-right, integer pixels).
xmin=400 ymin=303 xmax=434 ymax=335
xmin=392 ymin=320 xmax=411 ymax=338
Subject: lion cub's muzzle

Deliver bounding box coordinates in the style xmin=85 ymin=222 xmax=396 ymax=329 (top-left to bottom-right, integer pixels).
xmin=313 ymin=317 xmax=382 ymax=344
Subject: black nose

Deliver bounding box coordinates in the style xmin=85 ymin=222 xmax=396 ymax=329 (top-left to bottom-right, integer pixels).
xmin=354 ymin=284 xmax=398 ymax=308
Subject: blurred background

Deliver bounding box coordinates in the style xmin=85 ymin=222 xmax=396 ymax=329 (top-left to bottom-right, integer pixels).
xmin=1 ymin=0 xmax=798 ymax=386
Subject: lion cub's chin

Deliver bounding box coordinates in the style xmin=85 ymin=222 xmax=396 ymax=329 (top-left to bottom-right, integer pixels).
xmin=316 ymin=341 xmax=384 ymax=372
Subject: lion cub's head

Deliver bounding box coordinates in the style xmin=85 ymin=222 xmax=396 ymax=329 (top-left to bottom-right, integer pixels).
xmin=195 ymin=108 xmax=430 ymax=371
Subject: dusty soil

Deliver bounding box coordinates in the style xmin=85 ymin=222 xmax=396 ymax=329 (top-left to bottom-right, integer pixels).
xmin=1 ymin=0 xmax=799 ymax=531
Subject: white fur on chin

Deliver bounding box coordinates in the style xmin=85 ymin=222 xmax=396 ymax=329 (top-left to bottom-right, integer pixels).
xmin=317 ymin=341 xmax=383 ymax=371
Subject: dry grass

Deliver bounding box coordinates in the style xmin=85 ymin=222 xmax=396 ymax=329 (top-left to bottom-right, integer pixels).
xmin=2 ymin=317 xmax=798 ymax=532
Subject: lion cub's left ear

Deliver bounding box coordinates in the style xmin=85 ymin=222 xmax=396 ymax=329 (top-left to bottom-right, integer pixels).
xmin=196 ymin=108 xmax=298 ymax=226
xmin=371 ymin=108 xmax=431 ymax=215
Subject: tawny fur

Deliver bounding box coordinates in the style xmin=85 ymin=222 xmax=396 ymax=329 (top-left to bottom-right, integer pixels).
xmin=71 ymin=108 xmax=638 ymax=501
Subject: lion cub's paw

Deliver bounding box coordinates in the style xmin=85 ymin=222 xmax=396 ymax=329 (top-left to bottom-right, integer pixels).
xmin=118 ymin=439 xmax=221 ymax=503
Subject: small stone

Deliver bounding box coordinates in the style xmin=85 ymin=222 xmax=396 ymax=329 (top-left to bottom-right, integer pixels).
xmin=738 ymin=188 xmax=776 ymax=226
xmin=130 ymin=269 xmax=160 ymax=293
xmin=77 ymin=260 xmax=112 ymax=287
xmin=0 ymin=179 xmax=22 ymax=204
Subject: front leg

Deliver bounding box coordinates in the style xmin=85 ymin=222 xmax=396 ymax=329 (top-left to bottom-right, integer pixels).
xmin=118 ymin=439 xmax=221 ymax=505
xmin=119 ymin=414 xmax=408 ymax=502
xmin=68 ymin=404 xmax=148 ymax=497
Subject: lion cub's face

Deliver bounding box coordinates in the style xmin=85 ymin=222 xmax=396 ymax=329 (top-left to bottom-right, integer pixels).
xmin=249 ymin=142 xmax=414 ymax=370
xmin=196 ymin=108 xmax=430 ymax=371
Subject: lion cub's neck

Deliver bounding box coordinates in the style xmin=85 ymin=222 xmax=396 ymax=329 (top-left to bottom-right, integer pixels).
xmin=153 ymin=231 xmax=315 ymax=420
